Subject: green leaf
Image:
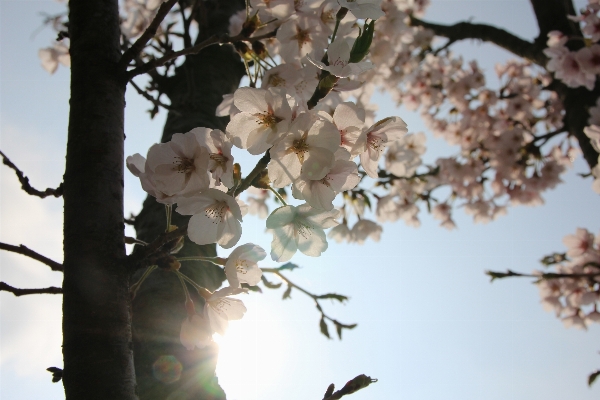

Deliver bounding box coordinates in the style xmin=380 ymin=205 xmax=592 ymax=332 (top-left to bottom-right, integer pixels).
xmin=588 ymin=370 xmax=600 ymax=387
xmin=485 ymin=269 xmax=519 ymax=282
xmin=320 ymin=317 xmax=330 ymax=339
xmin=261 ymin=275 xmax=282 ymax=289
xmin=540 ymin=252 xmax=566 ymax=266
xmin=241 ymin=283 xmax=262 ymax=293
xmin=349 ymin=20 xmax=375 ymax=63
xmin=278 ymin=262 xmax=300 ymax=271
xmin=316 ymin=293 xmax=348 ymax=303
xmin=335 ymin=322 xmax=343 ymax=340
xmin=361 ymin=193 xmax=372 ymax=211
xmin=282 ymin=284 xmax=292 ymax=300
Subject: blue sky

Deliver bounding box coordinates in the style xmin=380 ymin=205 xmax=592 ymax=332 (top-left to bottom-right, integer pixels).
xmin=1 ymin=1 xmax=599 ymax=399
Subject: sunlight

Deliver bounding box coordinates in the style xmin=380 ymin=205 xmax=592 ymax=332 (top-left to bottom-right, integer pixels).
xmin=213 ymin=298 xmax=288 ymax=400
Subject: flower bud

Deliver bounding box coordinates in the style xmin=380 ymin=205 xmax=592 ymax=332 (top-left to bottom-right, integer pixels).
xmin=251 ymin=169 xmax=271 ymax=189
xmin=252 ymin=41 xmax=267 ymax=59
xmin=241 ymin=13 xmax=261 ymax=37
xmin=234 ymin=41 xmax=253 ymax=61
xmin=156 ymin=254 xmax=181 ymax=271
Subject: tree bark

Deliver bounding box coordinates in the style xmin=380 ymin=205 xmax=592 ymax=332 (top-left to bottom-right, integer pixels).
xmin=131 ymin=2 xmax=246 ymax=399
xmin=62 ymin=0 xmax=136 ymax=399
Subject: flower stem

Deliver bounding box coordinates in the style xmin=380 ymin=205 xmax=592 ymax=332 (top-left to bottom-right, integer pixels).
xmin=177 ymin=256 xmax=226 ymax=266
xmin=165 ymin=204 xmax=172 ymax=231
xmin=175 ymin=270 xmax=204 ymax=292
xmin=130 ymin=265 xmax=157 ymax=299
xmin=268 ymin=186 xmax=287 ymax=205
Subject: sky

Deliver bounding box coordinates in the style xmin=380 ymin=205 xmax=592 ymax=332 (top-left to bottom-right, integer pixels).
xmin=1 ymin=1 xmax=599 ymax=400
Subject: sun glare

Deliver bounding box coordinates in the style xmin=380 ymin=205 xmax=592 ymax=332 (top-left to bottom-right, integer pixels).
xmin=213 ymin=298 xmax=287 ymax=400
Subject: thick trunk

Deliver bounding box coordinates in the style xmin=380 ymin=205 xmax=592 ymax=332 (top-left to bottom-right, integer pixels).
xmin=131 ymin=3 xmax=246 ymax=398
xmin=62 ymin=0 xmax=135 ymax=399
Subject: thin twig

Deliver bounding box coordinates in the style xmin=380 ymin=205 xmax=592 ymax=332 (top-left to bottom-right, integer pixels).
xmin=0 ymin=282 xmax=62 ymax=296
xmin=262 ymin=268 xmax=355 ymax=338
xmin=126 ymin=30 xmax=276 ymax=79
xmin=486 ymin=265 xmax=600 ymax=282
xmin=129 ymin=79 xmax=180 ymax=115
xmin=118 ymin=0 xmax=179 ymax=70
xmin=0 ymin=150 xmax=63 ymax=198
xmin=127 ymin=226 xmax=187 ymax=270
xmin=0 ymin=242 xmax=63 ymax=272
xmin=532 ymin=128 xmax=567 ymax=144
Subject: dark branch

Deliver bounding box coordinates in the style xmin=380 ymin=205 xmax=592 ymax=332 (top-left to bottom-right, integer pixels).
xmin=0 ymin=150 xmax=63 ymax=198
xmin=0 ymin=282 xmax=63 ymax=296
xmin=127 ymin=34 xmax=220 ymax=78
xmin=118 ymin=0 xmax=179 ymax=70
xmin=126 ymin=30 xmax=276 ymax=79
xmin=0 ymin=242 xmax=63 ymax=272
xmin=529 ymin=0 xmax=581 ymax=48
xmin=127 ymin=226 xmax=187 ymax=271
xmin=129 ymin=79 xmax=180 ymax=116
xmin=409 ymin=16 xmax=547 ymax=66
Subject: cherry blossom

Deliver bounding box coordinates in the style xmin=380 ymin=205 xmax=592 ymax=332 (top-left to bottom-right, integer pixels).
xmin=276 ymin=14 xmax=328 ymax=63
xmin=268 ymin=112 xmax=340 ymax=187
xmin=266 ymin=203 xmax=339 ymax=261
xmin=193 ymin=128 xmax=235 ymax=188
xmin=126 ymin=153 xmax=177 ymax=204
xmin=180 ymin=314 xmax=212 ymax=351
xmin=203 ymin=287 xmax=247 ymax=336
xmin=359 ymin=117 xmax=408 ymax=178
xmin=38 ymin=42 xmax=70 ymax=74
xmin=309 ymin=37 xmax=373 ymax=78
xmin=338 ymin=0 xmax=384 ymax=20
xmin=224 ymin=243 xmax=266 ymax=288
xmin=176 ymin=189 xmax=243 ymax=249
xmin=293 ymin=150 xmax=360 ymax=210
xmin=145 ymin=131 xmax=210 ymax=196
xmin=350 ymin=219 xmax=382 ymax=244
xmin=227 ymin=87 xmax=292 ymax=155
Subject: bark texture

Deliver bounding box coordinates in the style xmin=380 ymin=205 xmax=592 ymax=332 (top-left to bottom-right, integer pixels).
xmin=131 ymin=2 xmax=245 ymax=399
xmin=63 ymin=0 xmax=135 ymax=399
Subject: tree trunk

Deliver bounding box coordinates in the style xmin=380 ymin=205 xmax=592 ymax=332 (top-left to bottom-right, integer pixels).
xmin=131 ymin=2 xmax=246 ymax=398
xmin=62 ymin=0 xmax=136 ymax=399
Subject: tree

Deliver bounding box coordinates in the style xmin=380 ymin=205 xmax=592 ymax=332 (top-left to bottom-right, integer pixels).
xmin=0 ymin=0 xmax=598 ymax=399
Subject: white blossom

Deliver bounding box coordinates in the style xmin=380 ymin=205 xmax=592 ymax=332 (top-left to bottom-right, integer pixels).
xmin=266 ymin=204 xmax=339 ymax=261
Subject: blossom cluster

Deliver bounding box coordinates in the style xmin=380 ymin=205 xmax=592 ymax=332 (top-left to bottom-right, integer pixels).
xmin=544 ymin=1 xmax=600 ymax=90
xmin=124 ymin=0 xmax=416 ymax=349
xmin=536 ymin=228 xmax=600 ymax=330
xmin=44 ymin=0 xmax=598 ymax=349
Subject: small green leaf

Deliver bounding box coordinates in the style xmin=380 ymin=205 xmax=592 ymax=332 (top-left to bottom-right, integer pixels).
xmin=282 ymin=284 xmax=292 ymax=300
xmin=241 ymin=283 xmax=262 ymax=293
xmin=320 ymin=317 xmax=330 ymax=339
xmin=349 ymin=20 xmax=375 ymax=63
xmin=335 ymin=322 xmax=343 ymax=339
xmin=540 ymin=252 xmax=566 ymax=266
xmin=261 ymin=275 xmax=282 ymax=289
xmin=588 ymin=370 xmax=600 ymax=387
xmin=278 ymin=262 xmax=300 ymax=271
xmin=485 ymin=269 xmax=519 ymax=282
xmin=361 ymin=193 xmax=372 ymax=211
xmin=316 ymin=293 xmax=349 ymax=303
